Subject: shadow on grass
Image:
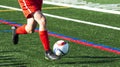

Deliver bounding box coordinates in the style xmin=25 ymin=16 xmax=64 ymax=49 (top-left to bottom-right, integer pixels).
xmin=0 ymin=50 xmax=28 ymax=67
xmin=59 ymin=55 xmax=120 ymax=64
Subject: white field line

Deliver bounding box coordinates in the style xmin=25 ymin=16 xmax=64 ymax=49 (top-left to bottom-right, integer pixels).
xmin=0 ymin=5 xmax=120 ymax=31
xmin=44 ymin=1 xmax=120 ymax=15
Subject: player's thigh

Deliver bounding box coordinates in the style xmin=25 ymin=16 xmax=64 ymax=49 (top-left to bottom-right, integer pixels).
xmin=18 ymin=0 xmax=43 ymax=18
xmin=26 ymin=18 xmax=37 ymax=32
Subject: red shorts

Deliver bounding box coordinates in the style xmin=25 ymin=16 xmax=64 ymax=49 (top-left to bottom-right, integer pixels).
xmin=18 ymin=0 xmax=43 ymax=18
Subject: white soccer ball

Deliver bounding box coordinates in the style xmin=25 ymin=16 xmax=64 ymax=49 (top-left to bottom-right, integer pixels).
xmin=53 ymin=40 xmax=69 ymax=56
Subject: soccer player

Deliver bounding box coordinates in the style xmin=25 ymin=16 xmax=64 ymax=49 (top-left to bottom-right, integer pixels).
xmin=12 ymin=0 xmax=60 ymax=60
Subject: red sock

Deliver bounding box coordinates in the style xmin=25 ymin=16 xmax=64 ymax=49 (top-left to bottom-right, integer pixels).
xmin=16 ymin=24 xmax=27 ymax=34
xmin=39 ymin=31 xmax=50 ymax=51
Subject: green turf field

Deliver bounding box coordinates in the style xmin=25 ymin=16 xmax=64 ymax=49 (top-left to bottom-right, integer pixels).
xmin=0 ymin=0 xmax=120 ymax=67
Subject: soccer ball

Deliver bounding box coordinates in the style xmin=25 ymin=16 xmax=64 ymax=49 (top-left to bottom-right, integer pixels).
xmin=53 ymin=40 xmax=69 ymax=56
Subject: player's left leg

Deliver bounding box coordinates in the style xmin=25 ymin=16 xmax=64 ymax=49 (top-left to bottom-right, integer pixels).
xmin=25 ymin=18 xmax=37 ymax=34
xmin=12 ymin=18 xmax=37 ymax=44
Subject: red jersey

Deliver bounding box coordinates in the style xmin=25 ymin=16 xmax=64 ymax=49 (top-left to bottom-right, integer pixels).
xmin=18 ymin=0 xmax=43 ymax=18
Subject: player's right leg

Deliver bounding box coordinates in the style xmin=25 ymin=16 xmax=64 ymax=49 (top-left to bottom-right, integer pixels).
xmin=33 ymin=10 xmax=60 ymax=60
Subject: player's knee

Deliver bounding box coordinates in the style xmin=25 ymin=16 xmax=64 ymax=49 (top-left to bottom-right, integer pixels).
xmin=34 ymin=11 xmax=46 ymax=24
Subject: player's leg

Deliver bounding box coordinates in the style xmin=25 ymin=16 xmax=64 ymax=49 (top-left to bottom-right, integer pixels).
xmin=12 ymin=24 xmax=28 ymax=44
xmin=25 ymin=18 xmax=37 ymax=34
xmin=33 ymin=11 xmax=50 ymax=51
xmin=33 ymin=10 xmax=60 ymax=60
xmin=17 ymin=0 xmax=60 ymax=60
xmin=12 ymin=18 xmax=37 ymax=44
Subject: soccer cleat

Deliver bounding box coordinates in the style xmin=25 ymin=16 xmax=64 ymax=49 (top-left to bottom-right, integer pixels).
xmin=45 ymin=50 xmax=60 ymax=60
xmin=11 ymin=26 xmax=19 ymax=44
